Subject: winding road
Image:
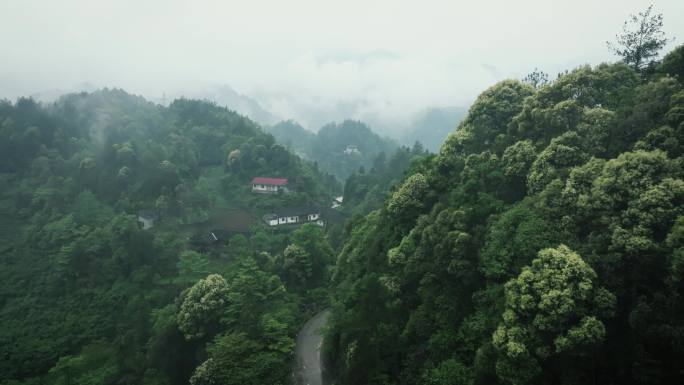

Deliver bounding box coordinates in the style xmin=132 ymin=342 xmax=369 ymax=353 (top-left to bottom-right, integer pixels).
xmin=294 ymin=309 xmax=331 ymax=385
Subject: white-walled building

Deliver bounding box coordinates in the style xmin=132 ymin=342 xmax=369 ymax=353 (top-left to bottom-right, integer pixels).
xmin=331 ymin=196 xmax=343 ymax=208
xmin=251 ymin=177 xmax=288 ymax=193
xmin=137 ymin=210 xmax=159 ymax=230
xmin=343 ymin=145 xmax=360 ymax=155
xmin=263 ymin=207 xmax=324 ymax=227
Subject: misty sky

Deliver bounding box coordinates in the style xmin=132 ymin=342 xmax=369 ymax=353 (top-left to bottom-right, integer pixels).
xmin=1 ymin=0 xmax=683 ymax=132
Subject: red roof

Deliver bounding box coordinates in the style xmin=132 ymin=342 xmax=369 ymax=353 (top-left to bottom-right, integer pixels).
xmin=252 ymin=177 xmax=288 ymax=186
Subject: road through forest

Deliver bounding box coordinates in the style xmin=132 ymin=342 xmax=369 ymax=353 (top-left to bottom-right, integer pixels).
xmin=294 ymin=309 xmax=331 ymax=385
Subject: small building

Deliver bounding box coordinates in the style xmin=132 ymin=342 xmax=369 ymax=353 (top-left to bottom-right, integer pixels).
xmin=137 ymin=210 xmax=159 ymax=230
xmin=263 ymin=207 xmax=324 ymax=227
xmin=189 ymin=229 xmax=250 ymax=253
xmin=343 ymin=145 xmax=360 ymax=155
xmin=190 ymin=232 xmax=220 ymax=252
xmin=251 ymin=177 xmax=288 ymax=193
xmin=331 ymin=196 xmax=343 ymax=209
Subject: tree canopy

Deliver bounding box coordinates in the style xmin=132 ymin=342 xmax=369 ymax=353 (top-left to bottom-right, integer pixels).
xmin=325 ymin=44 xmax=684 ymax=385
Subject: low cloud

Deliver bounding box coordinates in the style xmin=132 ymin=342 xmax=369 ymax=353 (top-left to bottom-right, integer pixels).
xmin=1 ymin=0 xmax=683 ymax=136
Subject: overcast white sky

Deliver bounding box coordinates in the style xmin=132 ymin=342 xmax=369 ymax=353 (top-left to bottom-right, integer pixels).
xmin=1 ymin=0 xmax=683 ymax=131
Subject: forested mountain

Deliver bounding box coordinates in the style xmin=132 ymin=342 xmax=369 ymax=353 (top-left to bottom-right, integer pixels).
xmin=266 ymin=120 xmax=315 ymax=158
xmin=325 ymin=45 xmax=684 ymax=385
xmin=342 ymin=143 xmax=430 ymax=217
xmin=0 ymin=90 xmax=339 ymax=385
xmin=2 ymin=5 xmax=684 ymax=385
xmin=172 ymin=85 xmax=281 ymax=126
xmin=267 ymin=119 xmax=398 ymax=180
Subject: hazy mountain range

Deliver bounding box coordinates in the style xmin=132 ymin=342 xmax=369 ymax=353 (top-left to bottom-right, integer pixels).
xmin=25 ymin=83 xmax=466 ymax=152
xmin=266 ymin=119 xmax=397 ymax=180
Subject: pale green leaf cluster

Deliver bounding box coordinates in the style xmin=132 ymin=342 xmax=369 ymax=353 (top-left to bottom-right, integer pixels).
xmin=177 ymin=274 xmax=230 ymax=340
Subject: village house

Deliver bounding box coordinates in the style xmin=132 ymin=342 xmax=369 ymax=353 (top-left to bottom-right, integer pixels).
xmin=251 ymin=177 xmax=288 ymax=193
xmin=190 ymin=229 xmax=250 ymax=253
xmin=189 ymin=231 xmax=222 ymax=251
xmin=137 ymin=210 xmax=159 ymax=230
xmin=262 ymin=207 xmax=324 ymax=227
xmin=343 ymin=145 xmax=360 ymax=155
xmin=331 ymin=196 xmax=343 ymax=209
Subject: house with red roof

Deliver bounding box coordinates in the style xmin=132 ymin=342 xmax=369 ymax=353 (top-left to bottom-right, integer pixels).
xmin=251 ymin=177 xmax=289 ymax=193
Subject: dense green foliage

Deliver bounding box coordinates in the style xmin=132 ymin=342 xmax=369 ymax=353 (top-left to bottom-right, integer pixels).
xmin=267 ymin=119 xmax=397 ymax=180
xmin=3 ymin=15 xmax=684 ymax=385
xmin=325 ymin=48 xmax=684 ymax=385
xmin=0 ymin=90 xmax=337 ymax=385
xmin=342 ymin=143 xmax=430 ymax=216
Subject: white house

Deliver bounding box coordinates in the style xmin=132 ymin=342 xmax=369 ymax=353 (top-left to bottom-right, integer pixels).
xmin=263 ymin=207 xmax=324 ymax=227
xmin=137 ymin=210 xmax=159 ymax=230
xmin=331 ymin=196 xmax=343 ymax=208
xmin=251 ymin=177 xmax=288 ymax=193
xmin=343 ymin=145 xmax=360 ymax=155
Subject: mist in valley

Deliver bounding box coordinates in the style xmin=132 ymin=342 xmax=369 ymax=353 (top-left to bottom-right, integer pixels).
xmin=3 ymin=2 xmax=684 ymax=385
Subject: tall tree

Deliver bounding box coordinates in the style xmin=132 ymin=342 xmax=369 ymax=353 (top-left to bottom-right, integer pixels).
xmin=492 ymin=245 xmax=615 ymax=384
xmin=607 ymin=5 xmax=671 ymax=71
xmin=176 ymin=274 xmax=230 ymax=340
xmin=522 ymin=68 xmax=549 ymax=88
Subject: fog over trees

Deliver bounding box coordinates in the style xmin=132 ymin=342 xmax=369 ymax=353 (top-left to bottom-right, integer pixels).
xmin=1 ymin=2 xmax=684 ymax=385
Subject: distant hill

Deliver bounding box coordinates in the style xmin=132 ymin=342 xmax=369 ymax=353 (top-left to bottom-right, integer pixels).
xmin=176 ymin=85 xmax=280 ymax=126
xmin=267 ymin=120 xmax=316 ymax=159
xmin=267 ymin=120 xmax=397 ymax=181
xmin=400 ymin=106 xmax=467 ymax=151
xmin=26 ymin=83 xmax=281 ymax=128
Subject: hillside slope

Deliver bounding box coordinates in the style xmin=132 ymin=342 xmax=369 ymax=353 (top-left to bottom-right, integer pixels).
xmin=267 ymin=120 xmax=397 ymax=181
xmin=0 ymin=90 xmax=338 ymax=385
xmin=325 ymin=46 xmax=684 ymax=385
